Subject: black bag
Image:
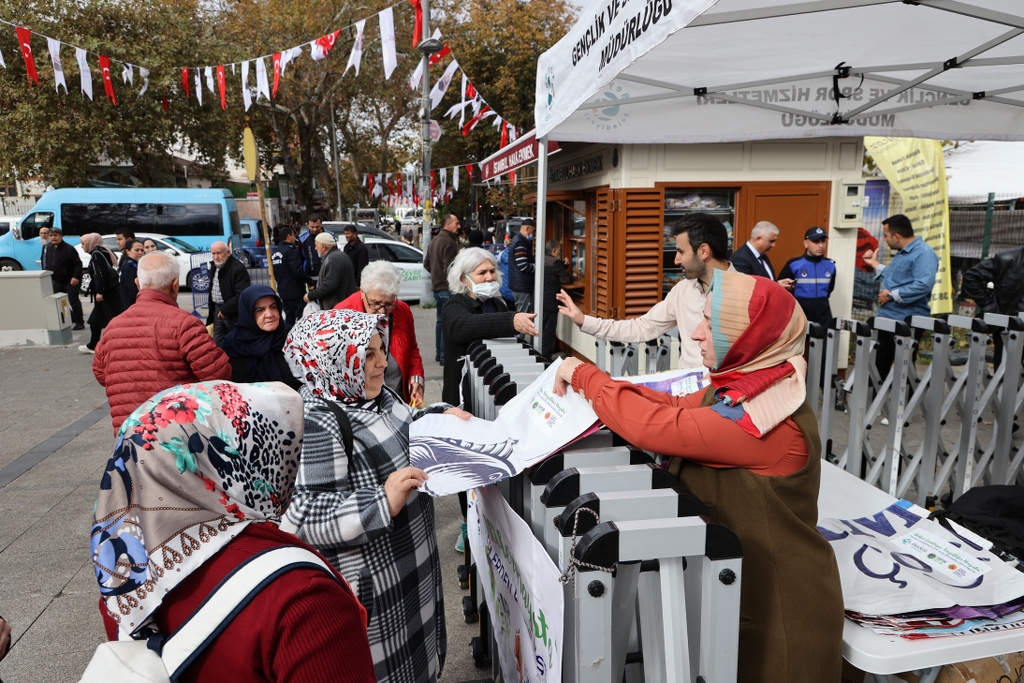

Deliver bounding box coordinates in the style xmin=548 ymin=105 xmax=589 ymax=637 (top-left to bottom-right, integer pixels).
xmin=931 ymin=485 xmax=1024 ymax=561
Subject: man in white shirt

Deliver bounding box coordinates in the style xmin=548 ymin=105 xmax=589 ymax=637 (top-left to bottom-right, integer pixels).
xmin=556 ymin=213 xmax=734 ymax=369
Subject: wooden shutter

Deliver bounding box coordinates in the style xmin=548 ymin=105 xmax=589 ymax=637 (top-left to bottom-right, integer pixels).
xmin=594 ymin=188 xmax=613 ymax=317
xmin=617 ymin=188 xmax=665 ymax=318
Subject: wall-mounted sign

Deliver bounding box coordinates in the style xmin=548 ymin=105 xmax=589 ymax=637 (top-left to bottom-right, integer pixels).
xmin=549 ymin=154 xmax=604 ymax=183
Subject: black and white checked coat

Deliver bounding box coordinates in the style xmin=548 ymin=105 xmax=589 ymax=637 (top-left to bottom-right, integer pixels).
xmin=282 ymin=386 xmax=448 ymax=683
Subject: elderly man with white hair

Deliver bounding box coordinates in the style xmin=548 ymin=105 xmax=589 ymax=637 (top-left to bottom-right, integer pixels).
xmin=303 ymin=231 xmax=357 ymax=310
xmin=333 ymin=260 xmax=426 ymax=406
xmin=205 ymin=240 xmax=251 ymax=344
xmin=92 ymin=251 xmax=232 ymax=433
xmin=730 ymin=220 xmax=786 ymax=283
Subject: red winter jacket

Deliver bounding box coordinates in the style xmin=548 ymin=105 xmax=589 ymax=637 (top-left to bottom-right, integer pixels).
xmin=93 ymin=289 xmax=232 ymax=432
xmin=100 ymin=523 xmax=377 ymax=683
xmin=335 ymin=292 xmax=425 ymax=402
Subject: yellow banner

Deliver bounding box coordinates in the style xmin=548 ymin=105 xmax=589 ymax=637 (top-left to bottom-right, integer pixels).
xmin=864 ymin=137 xmax=953 ymax=315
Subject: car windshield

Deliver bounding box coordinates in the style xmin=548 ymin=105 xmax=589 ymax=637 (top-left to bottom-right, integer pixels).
xmin=161 ymin=237 xmax=200 ymax=253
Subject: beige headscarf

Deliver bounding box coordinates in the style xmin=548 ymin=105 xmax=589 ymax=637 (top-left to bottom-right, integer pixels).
xmin=80 ymin=233 xmax=116 ymax=265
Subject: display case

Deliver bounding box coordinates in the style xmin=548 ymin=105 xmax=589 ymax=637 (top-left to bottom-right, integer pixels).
xmin=662 ymin=188 xmax=736 ymax=295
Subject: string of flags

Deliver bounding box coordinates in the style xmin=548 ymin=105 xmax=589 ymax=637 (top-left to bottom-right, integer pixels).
xmin=360 ymin=153 xmax=520 ymax=209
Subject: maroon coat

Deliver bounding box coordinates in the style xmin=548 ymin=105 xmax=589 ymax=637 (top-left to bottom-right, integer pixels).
xmin=93 ymin=289 xmax=232 ymax=431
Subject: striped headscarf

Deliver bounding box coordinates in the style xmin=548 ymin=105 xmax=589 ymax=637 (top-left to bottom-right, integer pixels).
xmin=707 ymin=269 xmax=807 ymax=438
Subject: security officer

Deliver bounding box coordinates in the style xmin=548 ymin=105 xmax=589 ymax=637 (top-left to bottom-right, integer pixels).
xmin=779 ymin=226 xmax=835 ymax=330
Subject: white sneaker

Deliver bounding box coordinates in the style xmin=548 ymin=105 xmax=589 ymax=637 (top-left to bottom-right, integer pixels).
xmin=880 ymin=417 xmax=889 ymax=426
xmin=78 ymin=345 xmax=94 ymax=354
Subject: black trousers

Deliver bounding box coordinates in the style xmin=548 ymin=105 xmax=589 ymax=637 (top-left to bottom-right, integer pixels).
xmin=53 ymin=281 xmax=83 ymax=325
xmin=541 ymin=308 xmax=559 ymax=358
xmin=874 ymin=327 xmax=925 ymax=384
xmin=282 ymin=297 xmax=305 ymax=328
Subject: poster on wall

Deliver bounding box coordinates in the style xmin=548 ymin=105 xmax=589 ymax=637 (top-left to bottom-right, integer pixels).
xmin=467 ymin=485 xmax=564 ymax=683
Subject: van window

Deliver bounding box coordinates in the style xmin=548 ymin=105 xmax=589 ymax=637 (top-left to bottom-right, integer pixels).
xmin=154 ymin=204 xmax=222 ymax=237
xmin=229 ymin=210 xmax=241 ymax=237
xmin=19 ymin=212 xmax=54 ymax=239
xmin=61 ymin=204 xmax=129 ymax=235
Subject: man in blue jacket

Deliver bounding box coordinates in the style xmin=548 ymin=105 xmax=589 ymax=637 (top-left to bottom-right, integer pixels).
xmin=863 ymin=214 xmax=939 ymax=381
xmin=778 ymin=226 xmax=836 ymax=331
xmin=272 ymin=225 xmax=316 ymax=326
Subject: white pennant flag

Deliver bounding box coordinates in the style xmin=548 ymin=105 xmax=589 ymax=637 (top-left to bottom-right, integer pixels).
xmin=231 ymin=63 xmax=236 ymax=75
xmin=47 ymin=39 xmax=66 ymax=94
xmin=138 ymin=67 xmax=150 ymax=96
xmin=409 ymin=28 xmax=441 ymax=90
xmin=205 ymin=66 xmax=215 ymax=93
xmin=345 ymin=19 xmax=366 ymax=76
xmin=440 ymin=168 xmax=447 ymax=195
xmin=430 ymin=59 xmax=459 ymax=111
xmin=372 ymin=173 xmax=383 ymax=198
xmin=0 ymin=49 xmax=5 ymax=69
xmin=241 ymin=61 xmax=252 ymax=111
xmin=453 ymin=167 xmax=459 ymax=192
xmin=195 ymin=68 xmax=203 ymax=105
xmin=509 ymin=125 xmax=518 ymax=142
xmin=75 ymin=48 xmax=92 ymax=100
xmin=379 ymin=8 xmax=397 ymax=80
xmin=492 ymin=115 xmax=503 ymax=130
xmin=255 ymin=57 xmax=270 ymax=101
xmin=280 ymin=46 xmax=301 ymax=76
xmin=362 ymin=174 xmax=368 ymax=188
xmin=121 ymin=63 xmax=133 ymax=85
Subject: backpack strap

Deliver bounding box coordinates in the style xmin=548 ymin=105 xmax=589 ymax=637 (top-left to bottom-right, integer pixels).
xmin=323 ymin=399 xmax=355 ymax=459
xmin=160 ymin=546 xmax=334 ymax=681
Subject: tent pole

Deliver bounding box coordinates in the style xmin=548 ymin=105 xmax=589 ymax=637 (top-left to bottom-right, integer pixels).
xmin=534 ymin=136 xmax=549 ymax=354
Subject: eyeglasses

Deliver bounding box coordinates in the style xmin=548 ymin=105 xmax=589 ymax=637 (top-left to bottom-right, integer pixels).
xmin=363 ymin=296 xmax=396 ymax=313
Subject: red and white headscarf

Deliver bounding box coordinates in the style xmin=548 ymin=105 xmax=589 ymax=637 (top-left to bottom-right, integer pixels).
xmin=283 ymin=309 xmax=389 ymax=404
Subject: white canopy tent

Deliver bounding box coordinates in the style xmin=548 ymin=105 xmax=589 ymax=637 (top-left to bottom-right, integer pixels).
xmin=527 ymin=0 xmax=1024 ymax=353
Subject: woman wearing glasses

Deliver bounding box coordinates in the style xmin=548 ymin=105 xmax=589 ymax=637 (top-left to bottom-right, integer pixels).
xmin=335 ymin=261 xmax=426 ymax=407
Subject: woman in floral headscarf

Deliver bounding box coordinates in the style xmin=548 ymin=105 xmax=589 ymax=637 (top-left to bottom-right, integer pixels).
xmin=281 ymin=308 xmax=470 ymax=683
xmin=553 ymin=269 xmax=843 ymax=683
xmin=91 ymin=381 xmax=375 ymax=683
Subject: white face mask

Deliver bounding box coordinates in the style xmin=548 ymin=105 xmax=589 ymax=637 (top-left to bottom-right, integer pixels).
xmin=469 ymin=279 xmax=500 ymax=300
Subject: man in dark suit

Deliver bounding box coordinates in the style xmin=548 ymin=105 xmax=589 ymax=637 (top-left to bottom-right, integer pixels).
xmin=205 ymin=241 xmax=251 ymax=344
xmin=46 ymin=229 xmax=84 ymax=329
xmin=730 ymin=221 xmax=780 ymax=280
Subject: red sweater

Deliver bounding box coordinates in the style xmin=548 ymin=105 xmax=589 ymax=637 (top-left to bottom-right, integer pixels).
xmin=101 ymin=523 xmax=376 ymax=683
xmin=335 ymin=292 xmax=425 ymax=402
xmin=93 ymin=289 xmax=232 ymax=432
xmin=573 ymin=365 xmax=808 ymax=476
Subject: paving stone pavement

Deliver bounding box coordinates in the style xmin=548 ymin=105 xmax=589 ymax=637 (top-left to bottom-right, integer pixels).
xmin=0 ymin=294 xmax=982 ymax=683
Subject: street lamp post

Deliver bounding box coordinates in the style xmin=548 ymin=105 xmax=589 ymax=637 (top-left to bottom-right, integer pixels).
xmin=417 ymin=14 xmax=443 ymax=304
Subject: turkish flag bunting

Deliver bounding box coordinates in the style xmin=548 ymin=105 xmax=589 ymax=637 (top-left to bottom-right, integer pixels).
xmin=16 ymin=27 xmax=39 ymax=86
xmin=396 ymin=172 xmax=402 ymax=196
xmin=462 ymin=105 xmax=492 ymax=136
xmin=272 ymin=53 xmax=282 ymax=98
xmin=466 ymin=82 xmax=476 ymax=100
xmin=428 ymin=45 xmax=450 ymax=67
xmin=217 ymin=65 xmax=226 ymax=109
xmin=467 ymin=165 xmax=474 ymax=183
xmin=368 ymin=174 xmax=375 ymax=196
xmin=409 ymin=0 xmax=423 ymax=46
xmin=311 ymin=30 xmax=341 ymax=60
xmin=162 ymin=91 xmax=170 ymax=112
xmin=99 ymin=55 xmax=116 ymax=105
xmin=500 ymin=121 xmax=509 ymax=148
xmin=181 ymin=67 xmax=190 ymax=99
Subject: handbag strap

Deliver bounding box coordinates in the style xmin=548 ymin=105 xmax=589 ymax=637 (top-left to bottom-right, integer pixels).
xmin=160 ymin=545 xmax=335 ymax=680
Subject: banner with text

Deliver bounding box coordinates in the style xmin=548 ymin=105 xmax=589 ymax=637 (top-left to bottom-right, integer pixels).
xmin=467 ymin=486 xmax=563 ymax=683
xmin=865 ymin=136 xmax=953 ymax=315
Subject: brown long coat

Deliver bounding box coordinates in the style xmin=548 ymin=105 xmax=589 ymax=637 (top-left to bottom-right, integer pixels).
xmin=671 ymin=394 xmax=844 ymax=683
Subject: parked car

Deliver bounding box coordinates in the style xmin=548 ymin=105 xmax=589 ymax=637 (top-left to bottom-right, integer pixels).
xmin=239 ymin=218 xmax=271 ymax=267
xmin=363 ymin=237 xmax=426 ymax=301
xmin=323 ymin=221 xmax=399 ymax=242
xmin=75 ymin=233 xmax=202 ymax=290
xmin=0 ymin=215 xmax=23 ymax=239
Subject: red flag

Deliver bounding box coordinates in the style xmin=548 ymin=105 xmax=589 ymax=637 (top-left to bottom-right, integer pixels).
xmin=466 ymin=82 xmax=476 ymax=100
xmin=99 ymin=56 xmax=116 ymax=105
xmin=181 ymin=67 xmax=190 ymax=99
xmin=462 ymin=105 xmax=491 ymax=136
xmin=430 ymin=169 xmax=436 ymax=191
xmin=428 ymin=45 xmax=450 ymax=67
xmin=217 ymin=65 xmax=226 ymax=109
xmin=272 ymin=53 xmax=282 ymax=98
xmin=311 ymin=30 xmax=341 ymax=60
xmin=16 ymin=27 xmax=39 ymax=86
xmin=396 ymin=172 xmax=402 ymax=196
xmin=409 ymin=0 xmax=423 ymax=47
xmin=162 ymin=91 xmax=170 ymax=112
xmin=367 ymin=174 xmax=375 ymax=197
xmin=466 ymin=165 xmax=474 ymax=183
xmin=412 ymin=183 xmax=420 ymax=206
xmin=500 ymin=121 xmax=509 ymax=148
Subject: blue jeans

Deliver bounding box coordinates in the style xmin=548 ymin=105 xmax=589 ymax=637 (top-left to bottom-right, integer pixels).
xmin=434 ymin=289 xmax=450 ymax=362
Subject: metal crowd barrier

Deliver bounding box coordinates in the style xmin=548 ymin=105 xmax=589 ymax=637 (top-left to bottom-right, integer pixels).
xmin=188 ymin=251 xmax=273 ymax=318
xmin=460 ymin=342 xmax=744 ymax=682
xmin=816 ymin=312 xmax=1024 ymax=504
